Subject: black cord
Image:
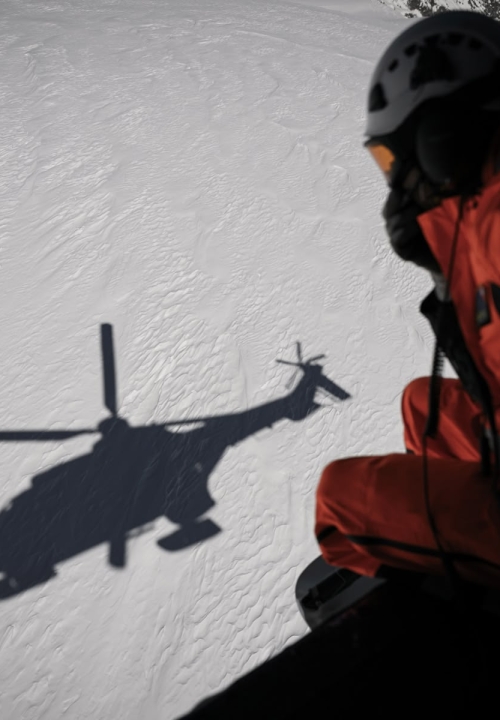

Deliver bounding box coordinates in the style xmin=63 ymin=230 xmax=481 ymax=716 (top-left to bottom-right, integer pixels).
xmin=422 ymin=435 xmax=464 ymax=597
xmin=422 ymin=198 xmax=466 ymax=598
xmin=424 ymin=342 xmax=445 ymax=440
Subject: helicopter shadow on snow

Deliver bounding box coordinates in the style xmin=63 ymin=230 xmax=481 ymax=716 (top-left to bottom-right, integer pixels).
xmin=0 ymin=325 xmax=351 ymax=600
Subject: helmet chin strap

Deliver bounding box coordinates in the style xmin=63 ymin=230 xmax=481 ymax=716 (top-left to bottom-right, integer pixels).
xmin=393 ymin=152 xmax=482 ymax=210
xmin=390 ymin=162 xmax=447 ymax=211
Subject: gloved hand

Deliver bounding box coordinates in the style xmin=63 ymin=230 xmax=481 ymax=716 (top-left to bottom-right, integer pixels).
xmin=382 ymin=187 xmax=441 ymax=274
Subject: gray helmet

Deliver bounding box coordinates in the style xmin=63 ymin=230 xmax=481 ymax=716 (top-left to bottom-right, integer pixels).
xmin=366 ymin=10 xmax=500 ymax=139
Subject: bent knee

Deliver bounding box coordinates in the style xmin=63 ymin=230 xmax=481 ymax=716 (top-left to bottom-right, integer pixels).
xmin=402 ymin=377 xmax=430 ymax=414
xmin=316 ymin=456 xmax=373 ymax=514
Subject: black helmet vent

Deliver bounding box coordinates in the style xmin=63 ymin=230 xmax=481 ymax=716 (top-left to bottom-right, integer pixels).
xmin=369 ymin=83 xmax=388 ymax=112
xmin=410 ymin=44 xmax=456 ymax=90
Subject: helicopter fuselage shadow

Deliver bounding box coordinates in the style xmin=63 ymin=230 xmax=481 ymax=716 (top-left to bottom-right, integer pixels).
xmin=0 ymin=359 xmax=350 ymax=599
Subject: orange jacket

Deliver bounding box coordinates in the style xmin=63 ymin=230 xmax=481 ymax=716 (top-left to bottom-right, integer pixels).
xmin=418 ymin=157 xmax=500 ymax=415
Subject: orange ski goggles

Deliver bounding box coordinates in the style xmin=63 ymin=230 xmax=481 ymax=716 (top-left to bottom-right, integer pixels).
xmin=364 ymin=139 xmax=396 ymax=183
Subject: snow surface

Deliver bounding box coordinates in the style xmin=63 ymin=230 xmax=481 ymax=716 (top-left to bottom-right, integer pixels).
xmin=0 ymin=0 xmax=443 ymax=717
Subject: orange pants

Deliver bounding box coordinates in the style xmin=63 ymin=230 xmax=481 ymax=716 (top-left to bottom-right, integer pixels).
xmin=315 ymin=377 xmax=500 ymax=588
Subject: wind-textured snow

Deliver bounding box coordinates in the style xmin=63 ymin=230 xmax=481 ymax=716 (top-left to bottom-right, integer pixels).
xmin=0 ymin=1 xmax=436 ymax=717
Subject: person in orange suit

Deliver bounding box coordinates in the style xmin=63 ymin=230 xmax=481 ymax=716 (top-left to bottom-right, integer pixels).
xmin=316 ymin=10 xmax=500 ymax=589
